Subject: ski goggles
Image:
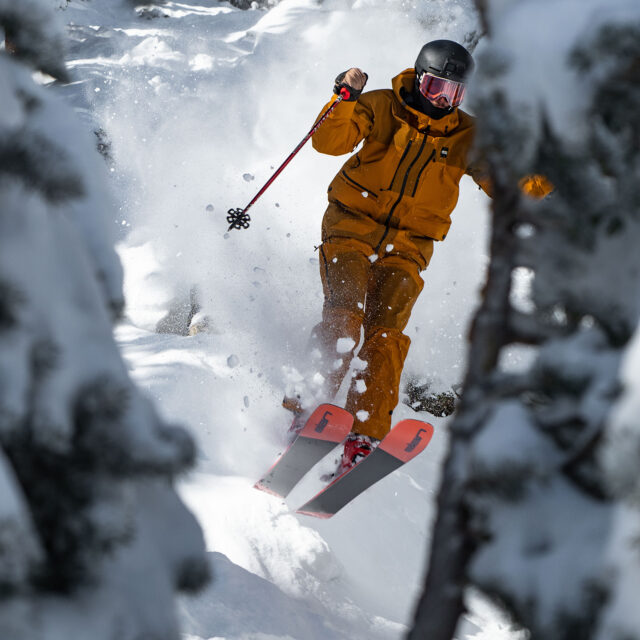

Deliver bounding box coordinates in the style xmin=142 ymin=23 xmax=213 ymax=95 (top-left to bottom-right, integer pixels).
xmin=418 ymin=72 xmax=466 ymax=107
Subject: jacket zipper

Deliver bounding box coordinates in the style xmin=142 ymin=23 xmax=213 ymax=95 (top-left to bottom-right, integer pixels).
xmin=387 ymin=140 xmax=413 ymax=191
xmin=375 ymin=133 xmax=429 ymax=253
xmin=341 ymin=170 xmax=379 ymax=198
xmin=410 ymin=149 xmax=436 ymax=198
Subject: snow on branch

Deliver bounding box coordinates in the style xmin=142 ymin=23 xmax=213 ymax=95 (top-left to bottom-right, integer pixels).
xmin=0 ymin=4 xmax=209 ymax=638
xmin=411 ymin=2 xmax=640 ymax=639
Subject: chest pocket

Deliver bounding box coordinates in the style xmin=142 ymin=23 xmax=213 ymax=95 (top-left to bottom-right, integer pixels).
xmin=433 ymin=134 xmax=467 ymax=172
xmin=388 ymin=133 xmax=438 ymax=197
xmin=428 ymin=141 xmax=466 ymax=189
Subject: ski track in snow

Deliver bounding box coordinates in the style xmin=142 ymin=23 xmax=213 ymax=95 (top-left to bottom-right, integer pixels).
xmin=56 ymin=1 xmax=521 ymax=638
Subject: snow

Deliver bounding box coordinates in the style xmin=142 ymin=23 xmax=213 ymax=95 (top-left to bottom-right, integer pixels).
xmin=469 ymin=400 xmax=562 ymax=482
xmin=469 ymin=478 xmax=612 ymax=635
xmin=49 ymin=0 xmax=524 ymax=638
xmin=0 ymin=449 xmax=42 ymax=587
xmin=336 ymin=337 xmax=356 ymax=354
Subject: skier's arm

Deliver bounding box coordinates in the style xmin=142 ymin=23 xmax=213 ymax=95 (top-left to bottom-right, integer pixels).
xmin=466 ymin=163 xmax=493 ymax=197
xmin=312 ymin=68 xmax=374 ymax=156
xmin=466 ymin=164 xmax=553 ymax=200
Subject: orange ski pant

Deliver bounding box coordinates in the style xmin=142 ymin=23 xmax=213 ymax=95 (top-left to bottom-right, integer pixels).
xmin=308 ymin=236 xmax=428 ymax=440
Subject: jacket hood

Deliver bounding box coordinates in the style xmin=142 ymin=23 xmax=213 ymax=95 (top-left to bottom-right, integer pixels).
xmin=392 ymin=68 xmax=460 ymax=135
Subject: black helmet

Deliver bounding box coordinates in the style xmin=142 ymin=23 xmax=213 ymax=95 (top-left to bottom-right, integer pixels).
xmin=414 ymin=40 xmax=474 ymax=84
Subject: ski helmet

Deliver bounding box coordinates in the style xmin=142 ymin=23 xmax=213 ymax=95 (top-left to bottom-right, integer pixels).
xmin=414 ymin=40 xmax=474 ymax=84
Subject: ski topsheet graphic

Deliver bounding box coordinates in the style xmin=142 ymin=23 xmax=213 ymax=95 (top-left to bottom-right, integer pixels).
xmin=296 ymin=418 xmax=434 ymax=519
xmin=254 ymin=404 xmax=353 ymax=498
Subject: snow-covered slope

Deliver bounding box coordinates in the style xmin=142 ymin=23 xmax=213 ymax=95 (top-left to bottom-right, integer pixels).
xmin=54 ymin=1 xmax=521 ymax=638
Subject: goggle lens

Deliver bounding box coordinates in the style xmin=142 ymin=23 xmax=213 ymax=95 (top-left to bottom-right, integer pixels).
xmin=418 ymin=73 xmax=466 ymax=107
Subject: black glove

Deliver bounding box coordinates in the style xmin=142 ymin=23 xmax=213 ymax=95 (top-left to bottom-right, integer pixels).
xmin=333 ymin=71 xmax=368 ymax=101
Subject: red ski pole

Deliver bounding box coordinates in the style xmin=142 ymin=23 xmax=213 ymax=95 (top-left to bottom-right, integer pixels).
xmin=226 ymin=87 xmax=352 ymax=231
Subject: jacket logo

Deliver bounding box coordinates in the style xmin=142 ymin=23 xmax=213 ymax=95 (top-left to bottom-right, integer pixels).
xmin=440 ymin=147 xmax=449 ymax=158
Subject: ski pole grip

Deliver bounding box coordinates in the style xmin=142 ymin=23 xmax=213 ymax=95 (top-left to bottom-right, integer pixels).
xmin=339 ymin=87 xmax=351 ymax=100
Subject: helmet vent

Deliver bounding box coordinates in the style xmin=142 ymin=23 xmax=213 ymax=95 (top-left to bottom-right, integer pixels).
xmin=444 ymin=62 xmax=458 ymax=75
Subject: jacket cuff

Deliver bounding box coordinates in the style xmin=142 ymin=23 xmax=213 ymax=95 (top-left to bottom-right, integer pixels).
xmin=327 ymin=94 xmax=358 ymax=118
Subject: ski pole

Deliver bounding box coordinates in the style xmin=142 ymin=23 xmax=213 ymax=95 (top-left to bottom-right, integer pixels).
xmin=226 ymin=87 xmax=352 ymax=232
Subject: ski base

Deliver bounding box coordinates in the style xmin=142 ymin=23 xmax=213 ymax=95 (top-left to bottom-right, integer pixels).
xmin=296 ymin=418 xmax=434 ymax=518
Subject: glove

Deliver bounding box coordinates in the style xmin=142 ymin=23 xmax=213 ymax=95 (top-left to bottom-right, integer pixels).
xmin=333 ymin=68 xmax=368 ymax=101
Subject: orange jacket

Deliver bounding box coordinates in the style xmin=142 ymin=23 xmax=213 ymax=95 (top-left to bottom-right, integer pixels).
xmin=312 ymin=69 xmax=550 ymax=266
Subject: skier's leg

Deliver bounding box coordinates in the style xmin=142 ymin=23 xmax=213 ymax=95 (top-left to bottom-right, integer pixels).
xmin=345 ymin=254 xmax=425 ymax=440
xmin=283 ymin=237 xmax=372 ymax=412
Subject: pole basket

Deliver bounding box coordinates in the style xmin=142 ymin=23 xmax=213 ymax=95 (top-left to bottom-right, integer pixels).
xmin=227 ymin=208 xmax=251 ymax=231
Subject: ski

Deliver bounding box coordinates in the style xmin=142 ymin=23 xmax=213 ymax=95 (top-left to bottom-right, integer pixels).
xmin=296 ymin=418 xmax=434 ymax=519
xmin=254 ymin=404 xmax=353 ymax=498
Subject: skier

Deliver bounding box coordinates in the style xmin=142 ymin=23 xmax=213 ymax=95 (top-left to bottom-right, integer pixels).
xmin=283 ymin=40 xmax=551 ymax=475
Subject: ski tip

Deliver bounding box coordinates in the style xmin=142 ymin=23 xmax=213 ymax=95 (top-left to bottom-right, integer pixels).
xmin=254 ymin=481 xmax=285 ymax=499
xmin=295 ymin=508 xmax=333 ymax=519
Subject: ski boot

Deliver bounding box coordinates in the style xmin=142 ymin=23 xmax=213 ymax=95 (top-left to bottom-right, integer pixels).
xmin=320 ymin=433 xmax=380 ymax=482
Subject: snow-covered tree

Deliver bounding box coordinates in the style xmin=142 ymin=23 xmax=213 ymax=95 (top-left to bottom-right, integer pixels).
xmin=410 ymin=1 xmax=640 ymax=639
xmin=0 ymin=1 xmax=208 ymax=637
